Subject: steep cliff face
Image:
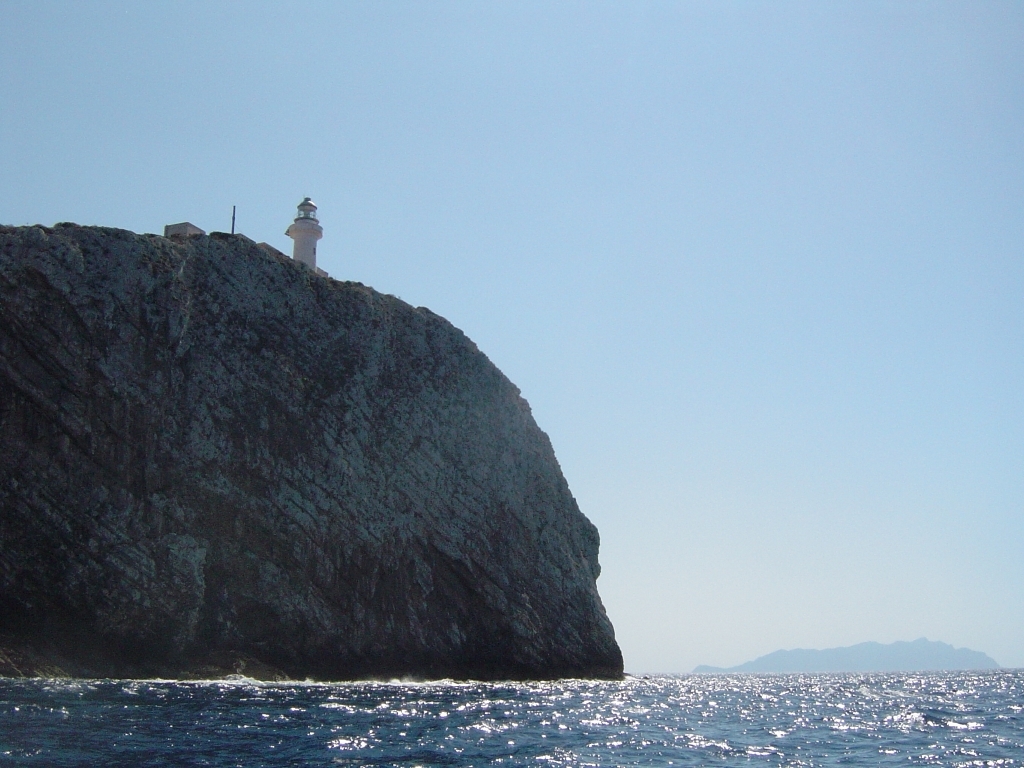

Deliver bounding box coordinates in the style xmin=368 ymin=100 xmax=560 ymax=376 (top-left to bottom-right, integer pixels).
xmin=0 ymin=224 xmax=622 ymax=680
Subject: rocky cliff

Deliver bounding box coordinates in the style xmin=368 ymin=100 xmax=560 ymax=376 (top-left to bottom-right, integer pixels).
xmin=0 ymin=223 xmax=622 ymax=681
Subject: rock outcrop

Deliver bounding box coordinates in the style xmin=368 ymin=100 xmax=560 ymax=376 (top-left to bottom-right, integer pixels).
xmin=0 ymin=223 xmax=622 ymax=680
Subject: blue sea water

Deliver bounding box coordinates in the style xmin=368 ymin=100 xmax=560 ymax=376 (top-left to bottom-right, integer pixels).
xmin=1 ymin=671 xmax=1021 ymax=766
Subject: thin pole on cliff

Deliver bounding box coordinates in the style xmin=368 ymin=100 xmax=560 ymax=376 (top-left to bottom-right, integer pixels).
xmin=231 ymin=205 xmax=236 ymax=235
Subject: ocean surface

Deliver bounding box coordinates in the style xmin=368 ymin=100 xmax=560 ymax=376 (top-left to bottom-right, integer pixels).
xmin=1 ymin=671 xmax=1021 ymax=766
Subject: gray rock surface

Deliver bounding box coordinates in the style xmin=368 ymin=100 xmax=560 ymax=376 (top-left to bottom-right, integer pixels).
xmin=0 ymin=223 xmax=622 ymax=680
xmin=693 ymin=638 xmax=999 ymax=673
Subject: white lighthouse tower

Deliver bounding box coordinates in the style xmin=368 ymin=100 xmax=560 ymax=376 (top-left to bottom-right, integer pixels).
xmin=285 ymin=197 xmax=323 ymax=270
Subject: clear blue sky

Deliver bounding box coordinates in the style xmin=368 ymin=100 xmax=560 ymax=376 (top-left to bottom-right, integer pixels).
xmin=2 ymin=1 xmax=1021 ymax=672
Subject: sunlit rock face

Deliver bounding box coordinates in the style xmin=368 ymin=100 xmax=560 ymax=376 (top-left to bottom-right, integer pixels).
xmin=0 ymin=224 xmax=622 ymax=681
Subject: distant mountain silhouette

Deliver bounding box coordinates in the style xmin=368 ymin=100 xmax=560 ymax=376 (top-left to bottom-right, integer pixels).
xmin=694 ymin=638 xmax=999 ymax=673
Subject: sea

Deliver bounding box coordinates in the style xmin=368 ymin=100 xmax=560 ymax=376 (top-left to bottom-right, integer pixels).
xmin=1 ymin=671 xmax=1021 ymax=766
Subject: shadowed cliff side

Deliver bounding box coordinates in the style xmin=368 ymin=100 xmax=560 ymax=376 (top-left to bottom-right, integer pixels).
xmin=0 ymin=223 xmax=622 ymax=681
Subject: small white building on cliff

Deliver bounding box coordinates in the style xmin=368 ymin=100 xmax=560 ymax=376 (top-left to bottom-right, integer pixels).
xmin=163 ymin=222 xmax=205 ymax=238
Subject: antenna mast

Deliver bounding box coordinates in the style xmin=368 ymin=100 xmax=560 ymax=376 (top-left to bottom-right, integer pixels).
xmin=231 ymin=205 xmax=236 ymax=234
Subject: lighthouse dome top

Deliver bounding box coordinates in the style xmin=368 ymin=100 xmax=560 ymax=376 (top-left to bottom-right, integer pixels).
xmin=295 ymin=197 xmax=318 ymax=220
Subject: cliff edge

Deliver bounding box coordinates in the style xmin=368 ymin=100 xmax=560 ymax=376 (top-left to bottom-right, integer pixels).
xmin=0 ymin=223 xmax=622 ymax=680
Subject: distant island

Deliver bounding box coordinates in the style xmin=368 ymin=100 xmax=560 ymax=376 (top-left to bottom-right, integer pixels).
xmin=694 ymin=638 xmax=1000 ymax=673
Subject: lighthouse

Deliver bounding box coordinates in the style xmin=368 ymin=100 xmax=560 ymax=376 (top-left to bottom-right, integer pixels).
xmin=285 ymin=197 xmax=323 ymax=270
